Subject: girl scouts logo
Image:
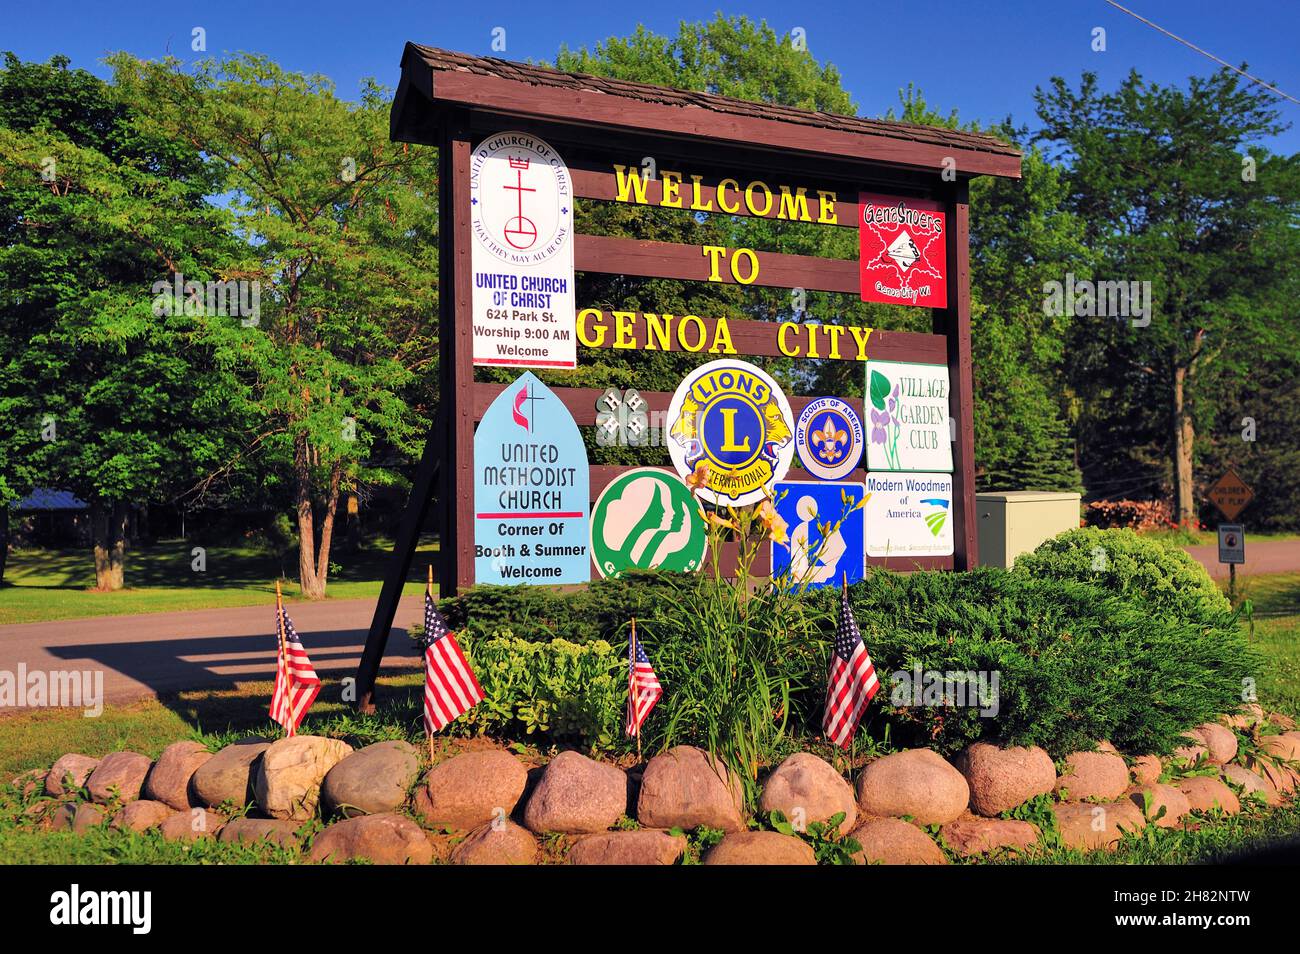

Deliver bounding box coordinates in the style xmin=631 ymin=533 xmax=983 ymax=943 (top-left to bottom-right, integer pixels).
xmin=795 ymin=398 xmax=864 ymax=481
xmin=667 ymin=359 xmax=794 ymax=506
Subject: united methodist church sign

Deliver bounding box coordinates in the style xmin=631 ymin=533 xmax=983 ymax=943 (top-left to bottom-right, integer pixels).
xmin=354 ymin=43 xmax=1021 ymax=708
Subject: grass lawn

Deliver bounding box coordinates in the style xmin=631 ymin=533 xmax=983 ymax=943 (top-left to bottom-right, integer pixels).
xmin=1227 ymin=571 xmax=1300 ymax=718
xmin=0 ymin=536 xmax=440 ymax=625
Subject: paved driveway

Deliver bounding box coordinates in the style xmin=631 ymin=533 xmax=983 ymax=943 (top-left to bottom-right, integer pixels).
xmin=0 ymin=596 xmax=423 ymax=708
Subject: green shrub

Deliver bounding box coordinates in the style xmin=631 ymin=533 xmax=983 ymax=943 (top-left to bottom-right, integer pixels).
xmin=824 ymin=568 xmax=1256 ymax=758
xmin=454 ymin=633 xmax=624 ymax=750
xmin=441 ymin=571 xmax=707 ymax=644
xmin=1012 ymin=527 xmax=1231 ymax=622
xmin=433 ymin=554 xmax=1256 ymax=762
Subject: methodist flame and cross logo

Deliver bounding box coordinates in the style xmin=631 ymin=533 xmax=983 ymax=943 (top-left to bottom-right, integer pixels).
xmin=469 ymin=133 xmax=572 ymax=266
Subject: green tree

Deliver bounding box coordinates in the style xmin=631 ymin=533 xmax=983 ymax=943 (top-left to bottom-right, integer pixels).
xmin=112 ymin=54 xmax=440 ymax=598
xmin=1036 ymin=69 xmax=1300 ymax=523
xmin=0 ymin=53 xmax=234 ymax=589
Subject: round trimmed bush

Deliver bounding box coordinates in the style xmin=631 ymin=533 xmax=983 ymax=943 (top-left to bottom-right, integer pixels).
xmin=1012 ymin=527 xmax=1230 ymax=622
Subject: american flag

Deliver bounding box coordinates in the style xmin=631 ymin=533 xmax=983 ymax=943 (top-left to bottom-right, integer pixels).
xmin=626 ymin=626 xmax=662 ymax=737
xmin=822 ymin=584 xmax=880 ymax=748
xmin=270 ymin=603 xmax=321 ymax=736
xmin=422 ymin=591 xmax=484 ymax=735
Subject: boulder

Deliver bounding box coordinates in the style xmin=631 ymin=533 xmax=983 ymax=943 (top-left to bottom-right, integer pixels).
xmin=1261 ymin=731 xmax=1300 ymax=763
xmin=143 ymin=741 xmax=212 ymax=810
xmin=1221 ymin=764 xmax=1274 ymax=806
xmin=1252 ymin=756 xmax=1299 ymax=798
xmin=85 ymin=752 xmax=152 ymax=805
xmin=954 ymin=743 xmax=1055 ymax=816
xmin=1055 ymin=751 xmax=1128 ymax=801
xmin=848 ymin=817 xmax=947 ymax=865
xmin=416 ymin=750 xmax=529 ymax=830
xmin=218 ymin=817 xmax=301 ymax=849
xmin=111 ymin=799 xmax=175 ymax=833
xmin=159 ymin=809 xmax=225 ymax=842
xmin=450 ymin=820 xmax=538 ymax=865
xmin=1176 ymin=777 xmax=1240 ymax=815
xmin=1053 ymin=801 xmax=1144 ymax=850
xmin=321 ymin=740 xmax=420 ymax=818
xmin=567 ymin=830 xmax=687 ymax=866
xmin=110 ymin=805 xmax=175 ymax=831
xmin=636 ymin=746 xmax=745 ymax=832
xmin=758 ymin=753 xmax=856 ymax=835
xmin=310 ymin=813 xmax=433 ymax=865
xmin=1130 ymin=755 xmax=1163 ymax=786
xmin=51 ymin=801 xmax=106 ymax=834
xmin=939 ymin=817 xmax=1039 ymax=858
xmin=191 ymin=738 xmax=271 ymax=809
xmin=1269 ymin=712 xmax=1297 ymax=731
xmin=703 ymin=830 xmax=816 ymax=865
xmin=854 ymin=749 xmax=969 ymax=825
xmin=1129 ymin=783 xmax=1190 ymax=828
xmin=1172 ymin=735 xmax=1208 ymax=765
xmin=523 ymin=751 xmax=629 ymax=834
xmin=1193 ymin=723 xmax=1238 ymax=766
xmin=1223 ymin=703 xmax=1265 ymax=730
xmin=11 ymin=767 xmax=48 ymax=798
xmin=45 ymin=754 xmax=100 ymax=797
xmin=253 ymin=735 xmax=353 ymax=821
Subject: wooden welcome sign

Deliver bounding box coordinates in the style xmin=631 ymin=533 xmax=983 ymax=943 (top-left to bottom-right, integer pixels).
xmin=354 ymin=44 xmax=1021 ymax=707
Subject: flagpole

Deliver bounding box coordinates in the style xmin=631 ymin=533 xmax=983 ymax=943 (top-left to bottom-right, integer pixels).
xmin=275 ymin=579 xmax=293 ymax=738
xmin=630 ymin=617 xmax=642 ymax=762
xmin=426 ymin=564 xmax=435 ymax=765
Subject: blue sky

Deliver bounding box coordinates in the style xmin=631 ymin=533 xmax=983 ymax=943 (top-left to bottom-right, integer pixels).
xmin=5 ymin=0 xmax=1298 ymax=153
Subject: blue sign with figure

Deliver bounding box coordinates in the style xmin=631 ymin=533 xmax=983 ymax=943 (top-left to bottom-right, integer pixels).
xmin=770 ymin=481 xmax=866 ymax=590
xmin=474 ymin=371 xmax=590 ymax=584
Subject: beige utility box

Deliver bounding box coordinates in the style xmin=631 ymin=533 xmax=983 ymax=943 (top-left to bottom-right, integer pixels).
xmin=976 ymin=491 xmax=1082 ymax=568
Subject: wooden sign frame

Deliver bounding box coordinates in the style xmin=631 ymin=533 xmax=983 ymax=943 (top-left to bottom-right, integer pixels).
xmin=354 ymin=44 xmax=1022 ymax=708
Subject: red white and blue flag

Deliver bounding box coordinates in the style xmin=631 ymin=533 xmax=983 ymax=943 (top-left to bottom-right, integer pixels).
xmin=822 ymin=584 xmax=880 ymax=748
xmin=422 ymin=591 xmax=484 ymax=735
xmin=270 ymin=603 xmax=321 ymax=736
xmin=626 ymin=626 xmax=662 ymax=738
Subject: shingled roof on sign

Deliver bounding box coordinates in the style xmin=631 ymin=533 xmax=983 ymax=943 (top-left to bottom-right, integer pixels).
xmin=391 ymin=44 xmax=1022 ymax=179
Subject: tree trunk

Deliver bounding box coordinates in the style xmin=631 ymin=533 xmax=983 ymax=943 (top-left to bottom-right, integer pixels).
xmin=293 ymin=434 xmax=323 ymax=598
xmin=90 ymin=499 xmax=127 ymax=591
xmin=0 ymin=506 xmax=9 ymax=585
xmin=1172 ymin=365 xmax=1196 ymax=527
xmin=315 ymin=465 xmax=343 ymax=591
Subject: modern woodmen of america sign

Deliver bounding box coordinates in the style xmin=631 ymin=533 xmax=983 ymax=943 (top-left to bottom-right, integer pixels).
xmin=353 ymin=44 xmax=1021 ymax=708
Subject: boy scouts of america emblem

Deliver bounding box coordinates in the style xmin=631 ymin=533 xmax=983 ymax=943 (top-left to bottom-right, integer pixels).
xmin=795 ymin=397 xmax=864 ymax=481
xmin=666 ymin=359 xmax=795 ymax=506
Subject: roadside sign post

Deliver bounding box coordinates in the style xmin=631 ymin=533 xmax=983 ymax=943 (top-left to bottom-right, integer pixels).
xmin=1217 ymin=523 xmax=1245 ymax=604
xmin=1208 ymin=469 xmax=1253 ymax=606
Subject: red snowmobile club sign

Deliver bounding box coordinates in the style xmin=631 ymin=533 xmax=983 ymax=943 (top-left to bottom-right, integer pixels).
xmin=858 ymin=193 xmax=947 ymax=309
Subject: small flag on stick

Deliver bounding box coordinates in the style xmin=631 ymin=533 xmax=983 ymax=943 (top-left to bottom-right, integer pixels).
xmin=625 ymin=618 xmax=662 ymax=750
xmin=822 ymin=575 xmax=880 ymax=749
xmin=270 ymin=580 xmax=321 ymax=737
xmin=421 ymin=566 xmax=484 ymax=738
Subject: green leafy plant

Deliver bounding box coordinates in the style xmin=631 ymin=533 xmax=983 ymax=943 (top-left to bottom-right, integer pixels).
xmin=765 ymin=809 xmax=860 ymax=865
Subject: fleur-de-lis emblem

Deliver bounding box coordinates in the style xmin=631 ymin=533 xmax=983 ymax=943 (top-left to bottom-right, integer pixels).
xmin=811 ymin=415 xmax=848 ymax=463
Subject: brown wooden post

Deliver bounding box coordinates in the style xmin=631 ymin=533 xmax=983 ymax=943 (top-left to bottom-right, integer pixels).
xmin=936 ymin=178 xmax=978 ymax=569
xmin=446 ymin=111 xmax=476 ymax=594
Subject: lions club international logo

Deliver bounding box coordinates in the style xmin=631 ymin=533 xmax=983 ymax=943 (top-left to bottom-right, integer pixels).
xmin=795 ymin=397 xmax=864 ymax=481
xmin=667 ymin=359 xmax=795 ymax=506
